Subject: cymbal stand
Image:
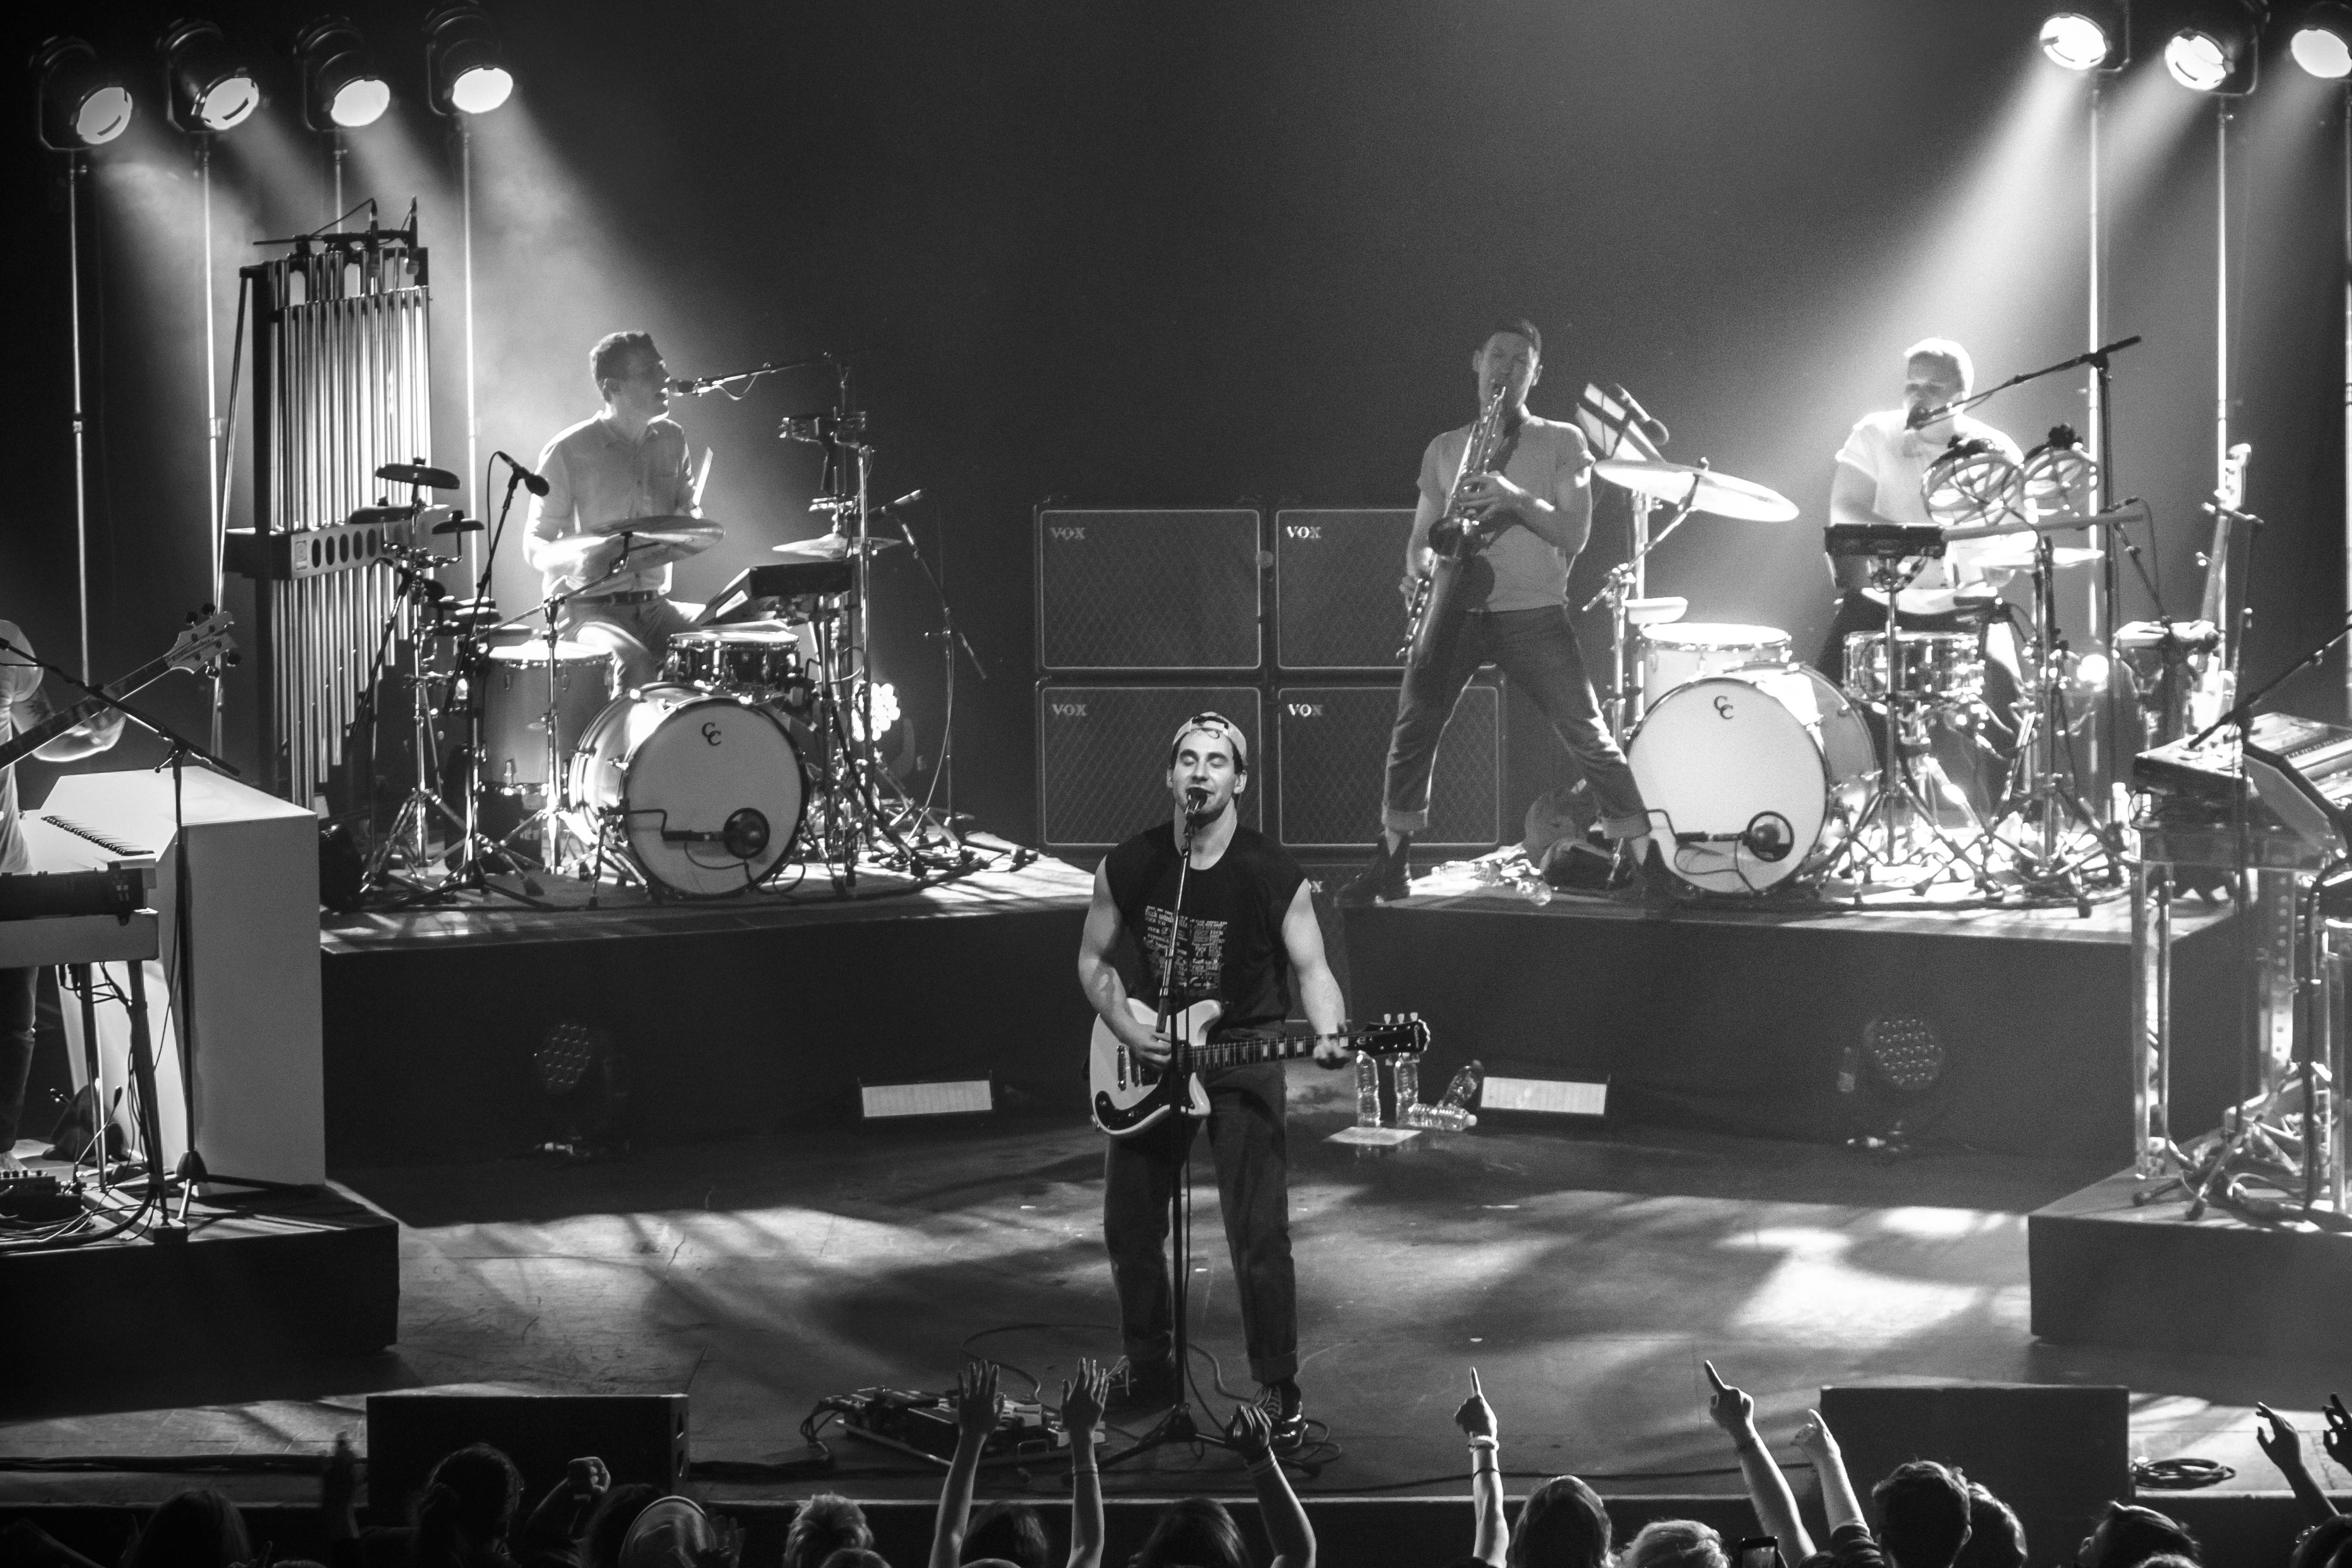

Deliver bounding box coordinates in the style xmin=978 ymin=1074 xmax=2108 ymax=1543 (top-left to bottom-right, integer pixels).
xmin=1581 ymin=472 xmax=1704 ymax=741
xmin=1995 ymin=534 xmax=2120 ymax=897
xmin=1830 ymin=561 xmax=2005 ymax=893
xmin=360 ymin=548 xmax=471 ymax=897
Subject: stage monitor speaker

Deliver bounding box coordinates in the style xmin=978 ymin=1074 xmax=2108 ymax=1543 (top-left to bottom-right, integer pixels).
xmin=1038 ymin=683 xmax=1265 ymax=849
xmin=1275 ymin=679 xmax=1501 ymax=851
xmin=1037 ymin=508 xmax=1262 ymax=672
xmin=364 ymin=1393 xmax=689 ymax=1524
xmin=1274 ymin=508 xmax=1416 ymax=671
xmin=1816 ymin=1383 xmax=2128 ymax=1563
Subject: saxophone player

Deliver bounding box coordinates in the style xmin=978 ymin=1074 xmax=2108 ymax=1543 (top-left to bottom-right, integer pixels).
xmin=1339 ymin=320 xmax=1664 ymax=905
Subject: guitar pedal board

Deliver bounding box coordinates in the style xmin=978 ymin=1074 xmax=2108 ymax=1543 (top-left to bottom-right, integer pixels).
xmin=826 ymin=1385 xmax=1099 ymax=1469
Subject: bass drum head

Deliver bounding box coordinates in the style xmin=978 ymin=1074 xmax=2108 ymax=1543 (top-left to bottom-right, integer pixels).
xmin=1628 ymin=666 xmax=1874 ymax=893
xmin=573 ymin=686 xmax=805 ymax=897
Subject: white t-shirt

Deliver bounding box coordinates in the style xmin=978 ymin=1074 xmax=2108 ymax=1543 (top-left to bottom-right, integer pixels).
xmin=0 ymin=620 xmax=47 ymax=876
xmin=1418 ymin=415 xmax=1592 ymax=612
xmin=527 ymin=413 xmax=696 ymax=603
xmin=1836 ymin=409 xmax=2024 ymax=613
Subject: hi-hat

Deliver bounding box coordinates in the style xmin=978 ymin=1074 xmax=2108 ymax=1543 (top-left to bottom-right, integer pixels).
xmin=376 ymin=461 xmax=461 ymax=490
xmin=771 ymin=533 xmax=906 ymax=561
xmin=1592 ymin=459 xmax=1798 ymax=523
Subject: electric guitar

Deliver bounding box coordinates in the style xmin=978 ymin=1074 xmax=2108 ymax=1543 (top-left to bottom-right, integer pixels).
xmin=1089 ymin=998 xmax=1430 ymax=1138
xmin=0 ymin=608 xmax=238 ymax=771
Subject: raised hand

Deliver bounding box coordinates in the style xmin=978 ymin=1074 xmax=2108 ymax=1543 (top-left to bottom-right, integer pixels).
xmin=1455 ymin=1368 xmax=1498 ymax=1442
xmin=1793 ymin=1409 xmax=1841 ymax=1462
xmin=565 ymin=1455 xmax=610 ymax=1501
xmin=1705 ymin=1360 xmax=1755 ymax=1436
xmin=1226 ymin=1400 xmax=1274 ymax=1462
xmin=2325 ymin=1394 xmax=2351 ymax=1470
xmin=2256 ymin=1403 xmax=2306 ymax=1473
xmin=956 ymin=1360 xmax=1003 ymax=1447
xmin=1062 ymin=1358 xmax=1109 ymax=1445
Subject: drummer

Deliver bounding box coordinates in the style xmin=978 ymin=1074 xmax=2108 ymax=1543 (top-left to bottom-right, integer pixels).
xmin=525 ymin=331 xmax=712 ymax=692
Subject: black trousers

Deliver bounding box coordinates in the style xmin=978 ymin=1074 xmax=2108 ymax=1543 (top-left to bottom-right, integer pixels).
xmin=1102 ymin=1059 xmax=1297 ymax=1386
xmin=0 ymin=966 xmax=37 ymax=1155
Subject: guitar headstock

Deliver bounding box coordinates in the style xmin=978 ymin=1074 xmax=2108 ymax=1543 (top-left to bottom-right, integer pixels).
xmin=169 ymin=606 xmax=240 ymax=680
xmin=1357 ymin=1011 xmax=1431 ymax=1058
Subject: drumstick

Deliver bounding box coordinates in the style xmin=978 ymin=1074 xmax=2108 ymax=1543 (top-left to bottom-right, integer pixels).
xmin=693 ymin=447 xmax=714 ymax=509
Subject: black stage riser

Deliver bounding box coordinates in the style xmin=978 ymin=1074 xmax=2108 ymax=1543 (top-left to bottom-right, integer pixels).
xmin=323 ymin=906 xmax=1101 ymax=1167
xmin=1338 ymin=904 xmax=2243 ymax=1163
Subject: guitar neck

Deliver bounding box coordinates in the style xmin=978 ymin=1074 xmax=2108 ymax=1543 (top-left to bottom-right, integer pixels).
xmin=1181 ymin=1029 xmax=1376 ymax=1070
xmin=0 ymin=657 xmax=163 ymax=769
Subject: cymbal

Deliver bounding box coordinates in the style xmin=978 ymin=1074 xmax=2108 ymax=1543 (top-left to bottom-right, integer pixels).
xmin=1592 ymin=459 xmax=1799 ymax=523
xmin=770 ymin=533 xmax=906 ymax=561
xmin=376 ymin=461 xmax=461 ymax=490
xmin=1982 ymin=543 xmax=2104 ymax=570
xmin=598 ymin=519 xmax=722 ymax=573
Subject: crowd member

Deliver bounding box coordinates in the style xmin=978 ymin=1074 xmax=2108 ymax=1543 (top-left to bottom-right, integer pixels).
xmin=1703 ymin=1363 xmax=1815 ymax=1564
xmin=1951 ymin=1485 xmax=2024 ymax=1568
xmin=2291 ymin=1518 xmax=2352 ymax=1568
xmin=2073 ymin=1503 xmax=2199 ymax=1568
xmin=1784 ymin=1406 xmax=1973 ymax=1568
xmin=928 ymin=1358 xmax=1108 ymax=1568
xmin=1127 ymin=1405 xmax=1314 ymax=1568
xmin=2257 ymin=1401 xmax=2348 ymax=1526
xmin=964 ymin=1502 xmax=1050 ymax=1568
xmin=786 ymin=1495 xmax=877 ymax=1568
xmin=317 ymin=1439 xmax=610 ymax=1568
xmin=821 ymin=1553 xmax=891 ymax=1568
xmin=583 ymin=1485 xmax=664 ymax=1568
xmin=1621 ymin=1521 xmax=1727 ymax=1568
xmin=1449 ymin=1367 xmax=1612 ymax=1568
xmin=614 ymin=1495 xmax=740 ymax=1568
xmin=123 ymin=1491 xmax=254 ymax=1568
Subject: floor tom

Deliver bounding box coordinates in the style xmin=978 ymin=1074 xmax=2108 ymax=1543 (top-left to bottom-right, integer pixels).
xmin=478 ymin=641 xmax=619 ymax=790
xmin=1641 ymin=623 xmax=1792 ymax=696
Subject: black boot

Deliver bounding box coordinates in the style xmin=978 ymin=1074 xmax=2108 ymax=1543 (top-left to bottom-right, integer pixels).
xmin=1335 ymin=834 xmax=1412 ymax=906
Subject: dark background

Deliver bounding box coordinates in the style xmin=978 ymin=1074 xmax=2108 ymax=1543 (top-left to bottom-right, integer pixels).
xmin=3 ymin=0 xmax=2343 ymax=843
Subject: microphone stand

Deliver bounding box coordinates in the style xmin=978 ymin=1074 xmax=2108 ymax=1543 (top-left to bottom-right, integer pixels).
xmin=669 ymin=354 xmax=836 ymax=400
xmin=1102 ymin=799 xmax=1237 ymax=1470
xmin=884 ymin=503 xmax=984 ymax=869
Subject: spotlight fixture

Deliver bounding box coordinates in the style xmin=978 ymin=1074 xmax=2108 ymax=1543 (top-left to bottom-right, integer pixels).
xmin=2165 ymin=0 xmax=2266 ymax=94
xmin=424 ymin=3 xmax=514 ymax=117
xmin=31 ymin=37 xmax=135 ymax=150
xmin=2291 ymin=1 xmax=2352 ymax=77
xmin=2040 ymin=7 xmax=2128 ymax=71
xmin=295 ymin=16 xmax=389 ymax=131
xmin=160 ymin=19 xmax=259 ymax=135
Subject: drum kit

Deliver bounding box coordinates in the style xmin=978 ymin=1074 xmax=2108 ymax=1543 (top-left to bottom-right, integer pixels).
xmin=1582 ymin=430 xmax=2143 ymax=900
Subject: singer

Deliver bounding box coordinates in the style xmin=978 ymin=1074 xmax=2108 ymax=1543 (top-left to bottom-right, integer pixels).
xmin=1075 ymin=713 xmax=1348 ymax=1452
xmin=1339 ymin=318 xmax=1665 ymax=906
xmin=524 ymin=331 xmax=713 ymax=690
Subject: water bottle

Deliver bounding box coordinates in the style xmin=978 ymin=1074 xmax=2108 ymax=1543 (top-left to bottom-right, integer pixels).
xmin=1353 ymin=1050 xmax=1383 ymax=1128
xmin=1509 ymin=868 xmax=1553 ymax=906
xmin=1393 ymin=1056 xmax=1421 ymax=1114
xmin=1404 ymin=1058 xmax=1482 ymax=1131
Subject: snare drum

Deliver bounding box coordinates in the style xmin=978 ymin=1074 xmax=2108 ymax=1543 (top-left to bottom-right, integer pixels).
xmin=571 ymin=684 xmax=805 ymax=897
xmin=479 ymin=641 xmax=619 ymax=790
xmin=1640 ymin=623 xmax=1793 ymax=695
xmin=1628 ymin=664 xmax=1876 ymax=894
xmin=664 ymin=625 xmax=810 ymax=704
xmin=1841 ymin=631 xmax=1984 ymax=706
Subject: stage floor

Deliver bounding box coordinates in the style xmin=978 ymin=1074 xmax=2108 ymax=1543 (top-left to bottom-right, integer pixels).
xmin=5 ymin=1083 xmax=2343 ymax=1516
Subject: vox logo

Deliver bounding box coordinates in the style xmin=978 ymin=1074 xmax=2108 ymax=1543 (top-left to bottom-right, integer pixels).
xmin=1049 ymin=526 xmax=1087 ymax=542
xmin=1049 ymin=702 xmax=1088 ymax=718
xmin=1285 ymin=525 xmax=1322 ymax=540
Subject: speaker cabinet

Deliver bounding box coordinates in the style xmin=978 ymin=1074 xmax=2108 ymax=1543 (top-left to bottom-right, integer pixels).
xmin=364 ymin=1393 xmax=689 ymax=1524
xmin=1275 ymin=679 xmax=1502 ymax=851
xmin=1038 ymin=683 xmax=1265 ymax=850
xmin=1036 ymin=508 xmax=1262 ymax=671
xmin=1273 ymin=508 xmax=1416 ymax=671
xmin=1817 ymin=1384 xmax=2128 ymax=1564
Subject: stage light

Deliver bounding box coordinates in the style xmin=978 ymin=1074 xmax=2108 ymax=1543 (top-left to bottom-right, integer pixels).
xmin=160 ymin=19 xmax=258 ymax=135
xmin=2041 ymin=13 xmax=2114 ymax=70
xmin=296 ymin=17 xmax=390 ymax=131
xmin=2291 ymin=1 xmax=2352 ymax=76
xmin=425 ymin=4 xmax=514 ymax=117
xmin=31 ymin=37 xmax=135 ymax=150
xmin=2165 ymin=2 xmax=2263 ymax=94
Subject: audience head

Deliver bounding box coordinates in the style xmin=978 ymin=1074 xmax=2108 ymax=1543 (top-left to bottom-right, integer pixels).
xmin=2076 ymin=1503 xmax=2199 ymax=1568
xmin=1872 ymin=1461 xmax=1973 ymax=1568
xmin=2290 ymin=1517 xmax=2352 ymax=1568
xmin=617 ymin=1494 xmax=723 ymax=1568
xmin=409 ymin=1443 xmax=524 ymax=1566
xmin=1132 ymin=1496 xmax=1249 ymax=1568
xmin=966 ymin=1499 xmax=1050 ymax=1568
xmin=582 ymin=1482 xmax=662 ymax=1568
xmin=1621 ymin=1519 xmax=1728 ymax=1568
xmin=124 ymin=1488 xmax=251 ymax=1568
xmin=785 ymin=1493 xmax=874 ymax=1568
xmin=818 ymin=1553 xmax=891 ymax=1568
xmin=1508 ymin=1474 xmax=1613 ymax=1568
xmin=1951 ymin=1484 xmax=2024 ymax=1568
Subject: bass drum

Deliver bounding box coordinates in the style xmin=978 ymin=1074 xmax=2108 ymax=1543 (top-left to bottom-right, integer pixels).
xmin=571 ymin=684 xmax=805 ymax=897
xmin=1627 ymin=665 xmax=1876 ymax=894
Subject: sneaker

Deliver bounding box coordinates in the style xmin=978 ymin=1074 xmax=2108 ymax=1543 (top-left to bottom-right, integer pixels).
xmin=1256 ymin=1379 xmax=1306 ymax=1453
xmin=1105 ymin=1354 xmax=1179 ymax=1413
xmin=1334 ymin=836 xmax=1411 ymax=907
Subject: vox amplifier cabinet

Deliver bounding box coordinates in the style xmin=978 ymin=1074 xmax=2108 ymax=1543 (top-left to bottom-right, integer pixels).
xmin=1036 ymin=508 xmax=1262 ymax=672
xmin=1273 ymin=508 xmax=1416 ymax=671
xmin=1038 ymin=683 xmax=1265 ymax=850
xmin=1275 ymin=679 xmax=1502 ymax=852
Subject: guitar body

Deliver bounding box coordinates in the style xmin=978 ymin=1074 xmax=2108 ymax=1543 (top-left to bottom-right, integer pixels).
xmin=1089 ymin=998 xmax=1222 ymax=1139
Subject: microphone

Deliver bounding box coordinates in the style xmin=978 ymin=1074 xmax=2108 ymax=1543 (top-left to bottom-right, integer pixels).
xmin=658 ymin=808 xmax=770 ymax=860
xmin=1672 ymin=814 xmax=1794 ymax=863
xmin=1606 ymin=385 xmax=1669 ymax=447
xmin=1183 ymin=785 xmax=1210 ymax=810
xmin=494 ymin=451 xmax=551 ymax=496
xmin=878 ymin=489 xmax=924 ymax=511
xmin=665 ymin=377 xmax=700 ymax=395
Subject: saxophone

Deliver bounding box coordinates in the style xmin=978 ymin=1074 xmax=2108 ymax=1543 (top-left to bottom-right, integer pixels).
xmin=1398 ymin=377 xmax=1516 ymax=665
